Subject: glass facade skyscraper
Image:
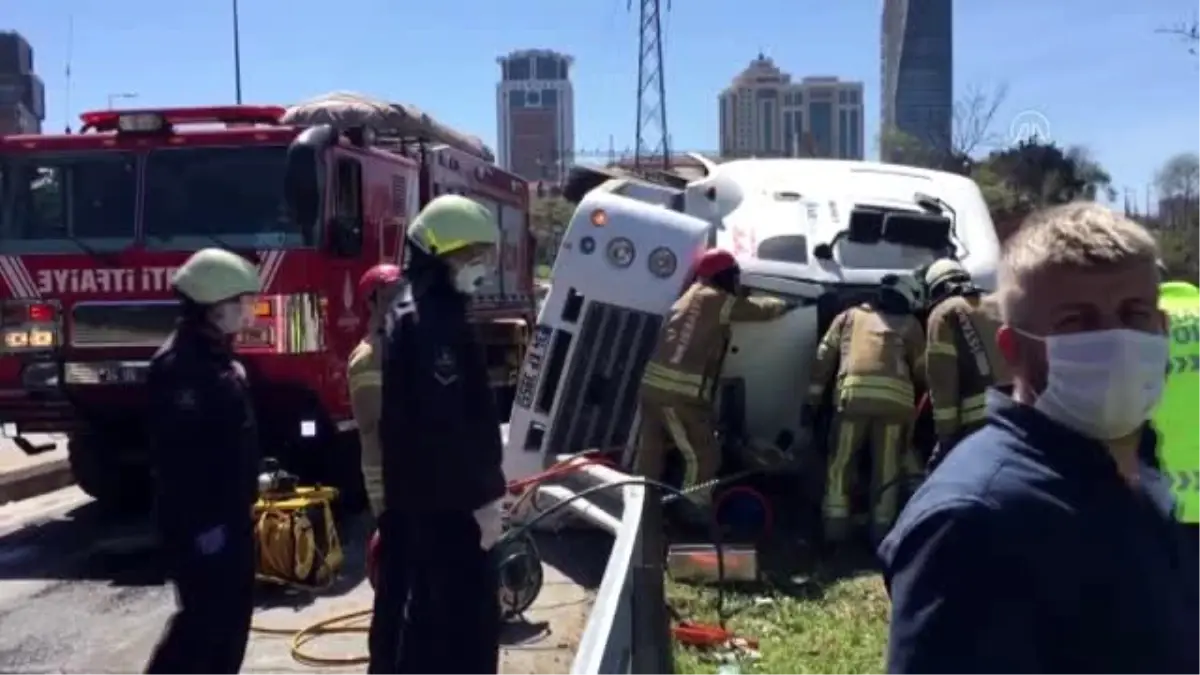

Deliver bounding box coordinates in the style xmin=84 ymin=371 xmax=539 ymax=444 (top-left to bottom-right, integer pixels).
xmin=880 ymin=0 xmax=953 ymax=161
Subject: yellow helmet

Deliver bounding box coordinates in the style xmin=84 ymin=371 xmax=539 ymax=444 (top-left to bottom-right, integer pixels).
xmin=172 ymin=248 xmax=260 ymax=304
xmin=408 ymin=195 xmax=499 ymax=258
xmin=924 ymin=258 xmax=969 ymax=289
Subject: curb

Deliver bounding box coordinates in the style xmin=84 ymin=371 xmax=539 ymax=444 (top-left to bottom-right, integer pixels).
xmin=0 ymin=458 xmax=75 ymax=506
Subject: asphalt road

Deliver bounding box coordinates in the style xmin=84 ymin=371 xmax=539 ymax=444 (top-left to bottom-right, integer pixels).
xmin=0 ymin=486 xmax=609 ymax=674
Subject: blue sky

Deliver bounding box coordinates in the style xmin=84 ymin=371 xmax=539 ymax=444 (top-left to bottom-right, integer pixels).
xmin=7 ymin=0 xmax=1198 ymax=209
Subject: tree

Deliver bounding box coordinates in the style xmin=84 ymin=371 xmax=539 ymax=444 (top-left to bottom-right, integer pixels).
xmin=879 ymin=83 xmax=1008 ymax=174
xmin=971 ymin=140 xmax=1114 ymax=242
xmin=1158 ymin=19 xmax=1199 ymax=54
xmin=529 ymin=196 xmax=575 ymax=269
xmin=1155 ymin=152 xmax=1199 ymax=202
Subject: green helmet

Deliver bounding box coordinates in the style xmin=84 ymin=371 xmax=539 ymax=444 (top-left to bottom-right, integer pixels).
xmin=408 ymin=195 xmax=499 ymax=258
xmin=924 ymin=258 xmax=969 ymax=289
xmin=172 ymin=248 xmax=260 ymax=305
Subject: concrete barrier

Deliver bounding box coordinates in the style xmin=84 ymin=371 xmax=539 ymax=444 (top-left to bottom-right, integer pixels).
xmin=570 ymin=483 xmax=644 ymax=674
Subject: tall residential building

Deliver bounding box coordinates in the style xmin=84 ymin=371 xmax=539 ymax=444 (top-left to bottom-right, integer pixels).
xmin=718 ymin=55 xmax=864 ymax=160
xmin=880 ymin=0 xmax=953 ymax=161
xmin=0 ymin=31 xmax=44 ymax=135
xmin=495 ymin=49 xmax=575 ymax=183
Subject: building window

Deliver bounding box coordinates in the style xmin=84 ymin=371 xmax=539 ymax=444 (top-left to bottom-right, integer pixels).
xmin=508 ymin=91 xmax=525 ymax=109
xmin=541 ymin=89 xmax=558 ymax=106
xmin=507 ymin=58 xmax=531 ymax=81
xmin=526 ymin=90 xmax=541 ymax=107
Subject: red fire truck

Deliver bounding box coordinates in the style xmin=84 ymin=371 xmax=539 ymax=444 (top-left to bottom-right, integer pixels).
xmin=0 ymin=103 xmax=535 ymax=510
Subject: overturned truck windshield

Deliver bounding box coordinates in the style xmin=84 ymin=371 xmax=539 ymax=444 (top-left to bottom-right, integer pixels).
xmin=0 ymin=144 xmax=310 ymax=255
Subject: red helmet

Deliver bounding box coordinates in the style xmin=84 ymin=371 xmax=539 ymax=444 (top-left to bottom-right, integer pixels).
xmin=694 ymin=249 xmax=738 ymax=280
xmin=357 ymin=264 xmax=402 ymax=306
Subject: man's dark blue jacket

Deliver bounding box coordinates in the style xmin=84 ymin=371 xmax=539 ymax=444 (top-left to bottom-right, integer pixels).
xmin=879 ymin=389 xmax=1199 ymax=674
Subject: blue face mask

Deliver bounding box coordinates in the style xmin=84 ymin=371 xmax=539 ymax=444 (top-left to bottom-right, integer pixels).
xmin=1017 ymin=327 xmax=1169 ymax=439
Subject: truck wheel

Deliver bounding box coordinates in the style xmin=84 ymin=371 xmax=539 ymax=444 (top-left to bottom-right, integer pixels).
xmin=67 ymin=430 xmax=153 ymax=513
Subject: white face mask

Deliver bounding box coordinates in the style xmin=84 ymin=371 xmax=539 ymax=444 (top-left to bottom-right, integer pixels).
xmin=1024 ymin=328 xmax=1169 ymax=440
xmin=454 ymin=262 xmax=488 ymax=295
xmin=211 ymin=298 xmax=253 ymax=335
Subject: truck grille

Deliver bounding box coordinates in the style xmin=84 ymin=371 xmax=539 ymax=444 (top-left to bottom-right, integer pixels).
xmin=548 ymin=302 xmax=662 ymax=456
xmin=70 ymin=302 xmax=179 ymax=348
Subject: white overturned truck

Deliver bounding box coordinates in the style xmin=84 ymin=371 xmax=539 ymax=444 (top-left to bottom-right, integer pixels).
xmin=509 ymin=157 xmax=1002 ymax=673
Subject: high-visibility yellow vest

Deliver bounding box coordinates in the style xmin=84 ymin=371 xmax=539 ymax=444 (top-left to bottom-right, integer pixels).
xmin=1155 ymin=281 xmax=1200 ymax=524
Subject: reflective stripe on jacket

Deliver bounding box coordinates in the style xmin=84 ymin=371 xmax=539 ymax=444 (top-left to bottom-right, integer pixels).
xmin=642 ymin=281 xmax=787 ymax=402
xmin=348 ymin=337 xmax=385 ymax=516
xmin=1155 ymin=281 xmax=1200 ymax=523
xmin=806 ymin=304 xmax=925 ymax=417
xmin=924 ymin=294 xmax=1008 ymax=439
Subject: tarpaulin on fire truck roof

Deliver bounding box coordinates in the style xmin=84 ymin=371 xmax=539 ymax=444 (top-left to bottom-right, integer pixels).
xmin=280 ymin=91 xmax=495 ymax=163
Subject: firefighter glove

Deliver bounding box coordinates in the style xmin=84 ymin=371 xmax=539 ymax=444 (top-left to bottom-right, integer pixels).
xmin=473 ymin=498 xmax=505 ymax=551
xmin=195 ymin=525 xmax=227 ymax=556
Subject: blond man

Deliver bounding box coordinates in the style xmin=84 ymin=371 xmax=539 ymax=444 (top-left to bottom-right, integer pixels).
xmin=879 ymin=202 xmax=1198 ymax=674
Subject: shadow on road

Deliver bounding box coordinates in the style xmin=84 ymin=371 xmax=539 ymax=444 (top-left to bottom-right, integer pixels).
xmin=0 ymin=500 xmax=372 ymax=603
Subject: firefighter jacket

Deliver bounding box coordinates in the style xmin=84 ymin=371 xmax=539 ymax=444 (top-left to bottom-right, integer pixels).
xmin=806 ymin=303 xmax=925 ymax=418
xmin=147 ymin=320 xmax=260 ymax=547
xmin=348 ymin=335 xmax=385 ymax=516
xmin=924 ymin=293 xmax=1009 ymax=441
xmin=378 ymin=273 xmax=507 ymax=514
xmin=1154 ymin=281 xmax=1200 ymax=524
xmin=642 ymin=282 xmax=789 ymax=403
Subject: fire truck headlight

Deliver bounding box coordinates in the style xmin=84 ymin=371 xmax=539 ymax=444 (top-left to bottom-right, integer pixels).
xmin=606 ymin=237 xmax=636 ymax=269
xmin=4 ymin=331 xmax=29 ymax=349
xmin=29 ymin=330 xmax=55 ymax=348
xmin=648 ymin=247 xmax=677 ymax=278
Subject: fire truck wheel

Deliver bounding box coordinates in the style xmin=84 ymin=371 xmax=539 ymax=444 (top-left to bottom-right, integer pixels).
xmin=67 ymin=431 xmax=153 ymax=513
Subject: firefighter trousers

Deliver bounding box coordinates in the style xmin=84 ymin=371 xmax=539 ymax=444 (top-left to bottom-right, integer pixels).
xmin=368 ymin=512 xmax=409 ymax=674
xmin=634 ymin=399 xmax=720 ymax=506
xmin=145 ymin=525 xmax=255 ymax=674
xmin=822 ymin=414 xmax=918 ymax=542
xmin=372 ymin=511 xmax=501 ymax=674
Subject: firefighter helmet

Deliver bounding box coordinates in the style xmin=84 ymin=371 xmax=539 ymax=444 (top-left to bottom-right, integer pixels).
xmin=924 ymin=258 xmax=970 ymax=289
xmin=172 ymin=248 xmax=260 ymax=305
xmin=358 ymin=264 xmax=402 ymax=306
xmin=408 ymin=195 xmax=499 ymax=258
xmin=695 ymin=249 xmax=739 ymax=280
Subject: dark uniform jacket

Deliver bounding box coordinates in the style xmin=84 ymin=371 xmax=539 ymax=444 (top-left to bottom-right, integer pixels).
xmin=880 ymin=389 xmax=1199 ymax=674
xmin=379 ymin=277 xmax=506 ymax=514
xmin=147 ymin=320 xmax=260 ymax=547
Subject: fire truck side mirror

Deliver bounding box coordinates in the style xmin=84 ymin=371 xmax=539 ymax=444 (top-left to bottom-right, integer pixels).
xmin=285 ymin=127 xmax=334 ymax=244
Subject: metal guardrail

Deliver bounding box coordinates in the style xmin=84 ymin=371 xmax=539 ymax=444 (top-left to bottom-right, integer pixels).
xmin=570 ymin=483 xmax=644 ymax=674
xmin=571 ymin=480 xmax=676 ymax=672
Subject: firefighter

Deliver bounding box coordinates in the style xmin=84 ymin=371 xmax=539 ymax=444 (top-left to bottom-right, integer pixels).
xmin=1155 ymin=277 xmax=1200 ymax=531
xmin=144 ymin=248 xmax=261 ymax=675
xmin=350 ymin=264 xmax=403 ymax=519
xmin=921 ymin=258 xmax=1009 ymax=469
xmin=634 ymin=248 xmax=794 ymax=509
xmin=803 ymin=274 xmax=925 ymax=544
xmin=369 ymin=195 xmax=507 ymax=674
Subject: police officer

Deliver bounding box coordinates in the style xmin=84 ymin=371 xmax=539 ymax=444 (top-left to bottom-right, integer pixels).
xmin=803 ymin=274 xmax=925 ymax=543
xmin=920 ymin=259 xmax=1009 ymax=469
xmin=369 ymin=195 xmax=507 ymax=674
xmin=1155 ymin=275 xmax=1199 ymax=530
xmin=634 ymin=248 xmax=793 ymax=509
xmin=350 ymin=264 xmax=403 ymax=519
xmin=145 ymin=248 xmax=261 ymax=674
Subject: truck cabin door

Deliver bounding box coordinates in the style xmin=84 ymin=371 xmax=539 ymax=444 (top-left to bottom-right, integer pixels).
xmin=322 ymin=151 xmax=370 ymax=358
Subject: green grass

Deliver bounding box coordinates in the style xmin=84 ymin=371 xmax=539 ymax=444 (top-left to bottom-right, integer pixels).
xmin=667 ymin=552 xmax=890 ymax=674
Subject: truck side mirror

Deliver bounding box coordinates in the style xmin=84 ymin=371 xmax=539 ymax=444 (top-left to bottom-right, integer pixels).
xmin=284 ymin=126 xmax=335 ymax=246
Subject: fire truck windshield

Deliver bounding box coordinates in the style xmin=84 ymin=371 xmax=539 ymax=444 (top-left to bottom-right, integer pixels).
xmin=143 ymin=145 xmax=309 ymax=250
xmin=0 ymin=151 xmax=138 ymax=254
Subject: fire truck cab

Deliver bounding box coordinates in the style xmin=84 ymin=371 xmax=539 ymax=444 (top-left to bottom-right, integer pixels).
xmin=0 ymin=101 xmax=534 ymax=510
xmin=506 ymin=158 xmax=1000 ymax=528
